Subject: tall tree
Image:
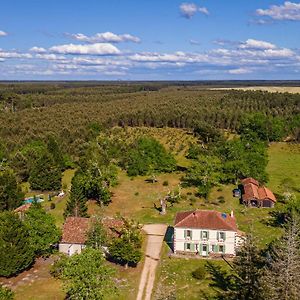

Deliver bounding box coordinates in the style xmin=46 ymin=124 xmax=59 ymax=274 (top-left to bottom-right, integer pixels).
xmin=24 ymin=204 xmax=61 ymax=256
xmin=64 ymin=173 xmax=88 ymax=218
xmin=86 ymin=217 xmax=107 ymax=250
xmin=29 ymin=152 xmax=62 ymax=191
xmin=0 ymin=168 xmax=24 ymax=211
xmin=0 ymin=212 xmax=35 ymax=277
xmin=261 ymin=216 xmax=300 ymax=300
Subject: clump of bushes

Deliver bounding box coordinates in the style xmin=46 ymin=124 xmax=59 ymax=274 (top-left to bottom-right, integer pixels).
xmin=218 ymin=196 xmax=225 ymax=204
xmin=192 ymin=265 xmax=206 ymax=280
xmin=162 ymin=180 xmax=169 ymax=186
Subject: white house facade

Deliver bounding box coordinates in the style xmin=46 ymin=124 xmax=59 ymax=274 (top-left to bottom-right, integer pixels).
xmin=174 ymin=210 xmax=243 ymax=257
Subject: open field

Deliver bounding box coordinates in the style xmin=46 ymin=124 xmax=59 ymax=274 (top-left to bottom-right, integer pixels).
xmin=211 ymin=86 xmax=300 ymax=93
xmin=267 ymin=142 xmax=300 ymax=198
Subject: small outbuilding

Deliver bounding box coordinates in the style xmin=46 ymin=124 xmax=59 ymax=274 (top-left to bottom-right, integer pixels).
xmin=241 ymin=178 xmax=276 ymax=208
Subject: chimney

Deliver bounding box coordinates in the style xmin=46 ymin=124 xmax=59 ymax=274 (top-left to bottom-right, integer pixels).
xmin=230 ymin=210 xmax=234 ymax=218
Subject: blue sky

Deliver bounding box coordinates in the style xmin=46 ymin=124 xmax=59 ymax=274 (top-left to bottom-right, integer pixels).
xmin=1 ymin=0 xmax=300 ymax=80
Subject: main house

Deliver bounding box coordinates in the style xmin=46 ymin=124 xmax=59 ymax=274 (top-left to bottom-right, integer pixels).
xmin=241 ymin=178 xmax=276 ymax=208
xmin=173 ymin=210 xmax=244 ymax=257
xmin=59 ymin=216 xmax=123 ymax=256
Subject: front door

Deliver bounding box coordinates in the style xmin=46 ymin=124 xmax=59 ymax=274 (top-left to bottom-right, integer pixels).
xmin=202 ymin=244 xmax=208 ymax=256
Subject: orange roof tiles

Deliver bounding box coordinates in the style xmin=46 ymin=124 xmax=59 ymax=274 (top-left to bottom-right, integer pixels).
xmin=174 ymin=210 xmax=238 ymax=231
xmin=61 ymin=217 xmax=90 ymax=244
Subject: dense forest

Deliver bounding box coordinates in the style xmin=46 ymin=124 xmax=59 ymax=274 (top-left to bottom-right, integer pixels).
xmin=0 ymin=82 xmax=299 ymax=158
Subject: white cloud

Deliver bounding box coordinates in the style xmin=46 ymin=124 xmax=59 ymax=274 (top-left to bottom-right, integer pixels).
xmin=30 ymin=47 xmax=47 ymax=53
xmin=180 ymin=3 xmax=209 ymax=19
xmin=49 ymin=43 xmax=121 ymax=55
xmin=256 ymin=1 xmax=300 ymax=21
xmin=228 ymin=68 xmax=252 ymax=74
xmin=67 ymin=32 xmax=140 ymax=43
xmin=239 ymin=39 xmax=276 ymax=50
xmin=0 ymin=51 xmax=32 ymax=59
xmin=0 ymin=30 xmax=7 ymax=37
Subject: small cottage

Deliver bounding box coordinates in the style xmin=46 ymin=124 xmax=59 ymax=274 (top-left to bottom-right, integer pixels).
xmin=59 ymin=216 xmax=124 ymax=256
xmin=173 ymin=210 xmax=244 ymax=257
xmin=59 ymin=217 xmax=89 ymax=256
xmin=241 ymin=178 xmax=276 ymax=208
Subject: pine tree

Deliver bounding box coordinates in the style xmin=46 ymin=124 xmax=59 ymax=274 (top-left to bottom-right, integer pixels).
xmin=86 ymin=217 xmax=107 ymax=250
xmin=0 ymin=212 xmax=35 ymax=277
xmin=29 ymin=152 xmax=62 ymax=191
xmin=64 ymin=174 xmax=88 ymax=218
xmin=0 ymin=168 xmax=24 ymax=212
xmin=261 ymin=216 xmax=300 ymax=300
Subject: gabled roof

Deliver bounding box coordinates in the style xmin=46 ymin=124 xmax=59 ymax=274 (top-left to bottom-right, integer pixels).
xmin=14 ymin=203 xmax=32 ymax=213
xmin=241 ymin=178 xmax=259 ymax=186
xmin=174 ymin=210 xmax=237 ymax=231
xmin=61 ymin=217 xmax=90 ymax=244
xmin=241 ymin=178 xmax=276 ymax=203
xmin=258 ymin=187 xmax=276 ymax=202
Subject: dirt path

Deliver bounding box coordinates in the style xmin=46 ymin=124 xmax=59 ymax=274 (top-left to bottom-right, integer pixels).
xmin=137 ymin=224 xmax=167 ymax=300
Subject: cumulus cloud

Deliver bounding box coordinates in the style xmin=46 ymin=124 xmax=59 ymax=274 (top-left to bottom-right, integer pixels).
xmin=256 ymin=1 xmax=300 ymax=21
xmin=180 ymin=3 xmax=209 ymax=19
xmin=49 ymin=43 xmax=121 ymax=55
xmin=0 ymin=30 xmax=7 ymax=37
xmin=239 ymin=39 xmax=277 ymax=50
xmin=30 ymin=47 xmax=47 ymax=53
xmin=66 ymin=32 xmax=140 ymax=43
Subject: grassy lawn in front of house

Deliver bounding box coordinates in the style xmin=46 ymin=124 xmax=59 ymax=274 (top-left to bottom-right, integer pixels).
xmin=154 ymin=244 xmax=230 ymax=300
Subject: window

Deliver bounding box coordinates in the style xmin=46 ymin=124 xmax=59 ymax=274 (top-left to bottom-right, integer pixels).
xmin=219 ymin=245 xmax=225 ymax=253
xmin=186 ymin=243 xmax=191 ymax=251
xmin=218 ymin=231 xmax=226 ymax=241
xmin=202 ymin=231 xmax=208 ymax=240
xmin=211 ymin=245 xmax=217 ymax=252
xmin=186 ymin=230 xmax=192 ymax=239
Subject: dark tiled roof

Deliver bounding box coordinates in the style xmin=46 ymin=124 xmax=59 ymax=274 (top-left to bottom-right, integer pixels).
xmin=174 ymin=210 xmax=237 ymax=231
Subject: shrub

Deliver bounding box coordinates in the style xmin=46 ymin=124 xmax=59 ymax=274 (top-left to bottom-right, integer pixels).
xmin=50 ymin=203 xmax=56 ymax=210
xmin=218 ymin=196 xmax=225 ymax=203
xmin=192 ymin=265 xmax=206 ymax=280
xmin=162 ymin=180 xmax=169 ymax=186
xmin=134 ymin=192 xmax=139 ymax=196
xmin=0 ymin=285 xmax=14 ymax=300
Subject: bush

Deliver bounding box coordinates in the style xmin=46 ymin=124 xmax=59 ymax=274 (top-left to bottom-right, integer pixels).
xmin=162 ymin=180 xmax=169 ymax=186
xmin=218 ymin=196 xmax=225 ymax=203
xmin=50 ymin=203 xmax=56 ymax=210
xmin=192 ymin=265 xmax=206 ymax=280
xmin=0 ymin=285 xmax=14 ymax=300
xmin=134 ymin=192 xmax=139 ymax=196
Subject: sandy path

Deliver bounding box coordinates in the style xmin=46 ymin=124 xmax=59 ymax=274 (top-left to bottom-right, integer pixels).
xmin=136 ymin=224 xmax=167 ymax=300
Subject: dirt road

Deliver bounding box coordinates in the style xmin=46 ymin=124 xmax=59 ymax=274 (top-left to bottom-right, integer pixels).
xmin=136 ymin=224 xmax=167 ymax=300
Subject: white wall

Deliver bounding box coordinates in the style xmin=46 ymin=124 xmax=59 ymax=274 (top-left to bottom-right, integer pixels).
xmin=174 ymin=227 xmax=236 ymax=256
xmin=59 ymin=243 xmax=86 ymax=256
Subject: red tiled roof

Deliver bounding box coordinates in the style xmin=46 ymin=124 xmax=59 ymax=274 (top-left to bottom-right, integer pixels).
xmin=241 ymin=178 xmax=259 ymax=186
xmin=14 ymin=203 xmax=32 ymax=213
xmin=258 ymin=187 xmax=276 ymax=202
xmin=242 ymin=183 xmax=260 ymax=201
xmin=174 ymin=210 xmax=238 ymax=231
xmin=61 ymin=217 xmax=90 ymax=244
xmin=241 ymin=178 xmax=276 ymax=203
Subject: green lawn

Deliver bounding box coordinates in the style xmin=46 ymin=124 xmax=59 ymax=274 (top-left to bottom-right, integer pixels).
xmin=267 ymin=142 xmax=300 ymax=198
xmin=154 ymin=244 xmax=229 ymax=300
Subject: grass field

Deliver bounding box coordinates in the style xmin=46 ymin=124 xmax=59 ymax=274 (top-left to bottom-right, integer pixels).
xmin=154 ymin=244 xmax=229 ymax=300
xmin=267 ymin=142 xmax=300 ymax=198
xmin=211 ymin=86 xmax=300 ymax=94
